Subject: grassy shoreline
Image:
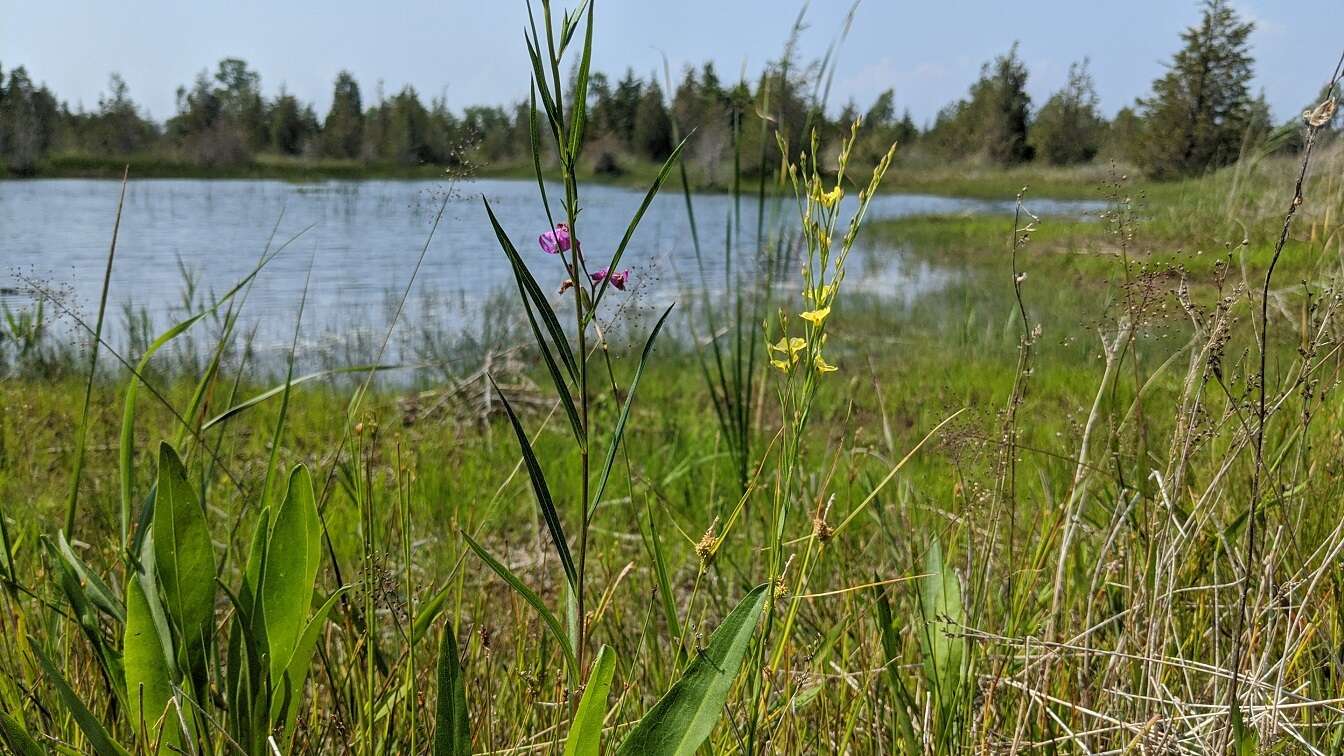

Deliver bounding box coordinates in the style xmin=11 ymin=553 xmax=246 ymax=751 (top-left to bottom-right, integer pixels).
xmin=14 ymin=150 xmax=1148 ymax=200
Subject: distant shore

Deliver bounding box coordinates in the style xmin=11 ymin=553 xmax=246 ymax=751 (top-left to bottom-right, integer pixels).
xmin=6 ymin=152 xmax=1141 ymax=201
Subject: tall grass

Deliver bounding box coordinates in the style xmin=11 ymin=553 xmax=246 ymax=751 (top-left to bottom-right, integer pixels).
xmin=3 ymin=6 xmax=1344 ymax=756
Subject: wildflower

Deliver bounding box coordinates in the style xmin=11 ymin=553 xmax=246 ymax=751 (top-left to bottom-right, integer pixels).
xmin=813 ymin=353 xmax=838 ymax=373
xmin=538 ymin=223 xmax=571 ymax=255
xmin=770 ymin=336 xmax=806 ymax=359
xmin=770 ymin=359 xmax=791 ymax=372
xmin=591 ymin=267 xmax=630 ymax=290
xmin=815 ymin=185 xmax=843 ymax=208
xmin=800 ymin=307 xmax=831 ymax=325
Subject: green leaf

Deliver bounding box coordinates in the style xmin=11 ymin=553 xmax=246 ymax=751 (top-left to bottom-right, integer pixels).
xmin=0 ymin=710 xmax=47 ymax=756
xmin=919 ymin=539 xmax=965 ymax=713
xmin=566 ymin=2 xmax=594 ymax=159
xmin=490 ymin=378 xmax=578 ymax=593
xmin=275 ymin=588 xmax=346 ymax=749
xmin=32 ymin=643 xmax=131 ymax=756
xmin=124 ymin=572 xmax=176 ymax=753
xmin=615 ymin=584 xmax=768 ymax=756
xmin=263 ymin=465 xmax=322 ymax=680
xmin=590 ymin=304 xmax=673 ymax=515
xmin=461 ymin=531 xmax=577 ymax=683
xmin=153 ymin=442 xmax=217 ymax=655
xmin=433 ymin=625 xmax=471 ymax=756
xmin=874 ymin=585 xmax=919 ymax=753
xmin=412 ymin=583 xmax=453 ymax=646
xmin=565 ymin=644 xmax=615 ymax=756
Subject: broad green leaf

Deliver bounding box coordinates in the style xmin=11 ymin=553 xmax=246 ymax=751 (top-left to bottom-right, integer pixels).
xmin=263 ymin=465 xmax=322 ymax=680
xmin=276 ymin=588 xmax=347 ymax=749
xmin=433 ymin=625 xmax=471 ymax=756
xmin=153 ymin=442 xmax=217 ymax=655
xmin=564 ymin=644 xmax=615 ymax=756
xmin=461 ymin=531 xmax=577 ymax=682
xmin=55 ymin=533 xmax=124 ymax=623
xmin=615 ymin=584 xmax=768 ymax=756
xmin=124 ymin=573 xmax=176 ymax=753
xmin=33 ymin=643 xmax=131 ymax=756
xmin=489 ymin=379 xmax=577 ymax=592
xmin=0 ymin=710 xmax=46 ymax=756
xmin=919 ymin=539 xmax=965 ymax=712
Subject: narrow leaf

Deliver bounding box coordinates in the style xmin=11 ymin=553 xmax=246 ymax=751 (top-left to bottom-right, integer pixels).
xmin=433 ymin=626 xmax=471 ymax=756
xmin=33 ymin=643 xmax=131 ymax=756
xmin=461 ymin=531 xmax=577 ymax=682
xmin=490 ymin=378 xmax=577 ymax=592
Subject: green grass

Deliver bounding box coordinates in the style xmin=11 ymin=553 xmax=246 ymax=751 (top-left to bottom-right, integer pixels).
xmin=5 ymin=10 xmax=1344 ymax=754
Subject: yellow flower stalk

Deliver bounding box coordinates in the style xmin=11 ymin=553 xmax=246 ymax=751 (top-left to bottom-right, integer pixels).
xmin=813 ymin=353 xmax=838 ymax=373
xmin=800 ymin=307 xmax=831 ymax=325
xmin=817 ymin=186 xmax=843 ymax=208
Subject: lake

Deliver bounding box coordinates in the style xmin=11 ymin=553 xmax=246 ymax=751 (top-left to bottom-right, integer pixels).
xmin=0 ymin=178 xmax=1100 ymax=365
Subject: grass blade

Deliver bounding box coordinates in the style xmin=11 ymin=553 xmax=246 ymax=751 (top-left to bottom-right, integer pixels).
xmin=461 ymin=531 xmax=577 ymax=683
xmin=0 ymin=711 xmax=46 ymax=756
xmin=33 ymin=642 xmax=131 ymax=756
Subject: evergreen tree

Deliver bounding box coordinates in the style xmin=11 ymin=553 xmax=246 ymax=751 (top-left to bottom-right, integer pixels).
xmin=268 ymin=90 xmax=314 ymax=156
xmin=632 ymin=78 xmax=672 ymax=160
xmin=1031 ymin=60 xmax=1104 ymax=165
xmin=322 ymin=71 xmax=364 ymax=159
xmin=927 ymin=44 xmax=1032 ymax=165
xmin=1137 ymin=0 xmax=1256 ymax=177
xmin=94 ymin=74 xmax=154 ymax=155
xmin=0 ymin=67 xmax=61 ymax=173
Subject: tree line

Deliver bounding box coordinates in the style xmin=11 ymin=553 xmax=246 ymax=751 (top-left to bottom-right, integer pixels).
xmin=0 ymin=1 xmax=1335 ymax=180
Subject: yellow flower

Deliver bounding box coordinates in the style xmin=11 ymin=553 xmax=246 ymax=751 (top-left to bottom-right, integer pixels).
xmin=800 ymin=307 xmax=831 ymax=325
xmin=818 ymin=186 xmax=843 ymax=208
xmin=814 ymin=353 xmax=838 ymax=373
xmin=769 ymin=336 xmax=806 ymax=362
xmin=771 ymin=358 xmax=791 ymax=372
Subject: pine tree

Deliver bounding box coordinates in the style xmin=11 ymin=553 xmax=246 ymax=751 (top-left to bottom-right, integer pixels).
xmin=926 ymin=44 xmax=1032 ymax=165
xmin=1031 ymin=60 xmax=1104 ymax=165
xmin=322 ymin=71 xmax=364 ymax=160
xmin=1138 ymin=0 xmax=1255 ymax=177
xmin=632 ymin=78 xmax=672 ymax=160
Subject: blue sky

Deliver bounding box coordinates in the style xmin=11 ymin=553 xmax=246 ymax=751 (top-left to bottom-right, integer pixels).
xmin=2 ymin=1 xmax=1334 ymax=125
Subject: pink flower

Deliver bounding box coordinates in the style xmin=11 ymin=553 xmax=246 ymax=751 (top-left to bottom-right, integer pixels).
xmin=591 ymin=267 xmax=630 ymax=291
xmin=538 ymin=223 xmax=572 ymax=255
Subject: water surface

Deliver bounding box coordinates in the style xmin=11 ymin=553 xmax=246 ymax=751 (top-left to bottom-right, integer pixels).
xmin=0 ymin=178 xmax=1099 ymax=360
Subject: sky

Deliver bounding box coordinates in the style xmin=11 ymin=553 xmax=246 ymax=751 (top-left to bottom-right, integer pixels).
xmin=1 ymin=1 xmax=1336 ymax=126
